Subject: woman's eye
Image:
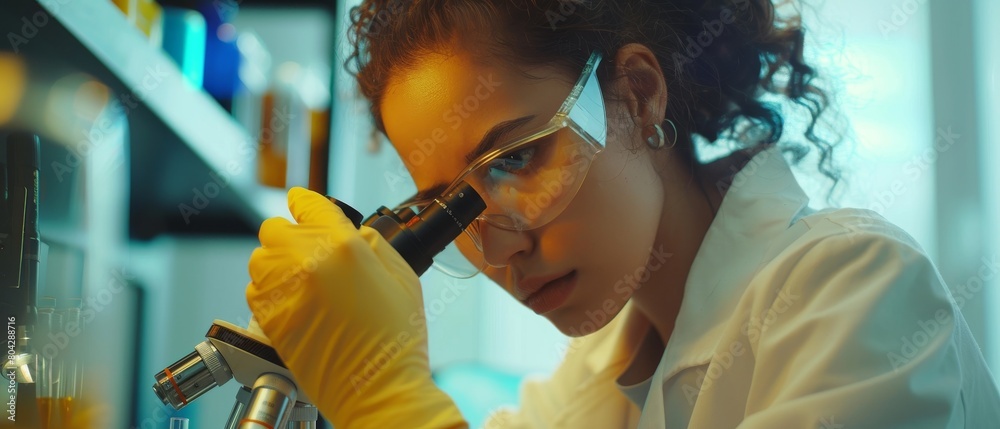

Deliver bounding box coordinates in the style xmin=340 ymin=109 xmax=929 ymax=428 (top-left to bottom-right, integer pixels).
xmin=488 ymin=146 xmax=537 ymax=176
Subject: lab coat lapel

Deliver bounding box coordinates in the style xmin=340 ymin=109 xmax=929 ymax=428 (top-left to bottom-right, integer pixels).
xmin=638 ymin=147 xmax=811 ymax=426
xmin=662 ymin=147 xmax=809 ymax=380
xmin=573 ymin=147 xmax=810 ymax=428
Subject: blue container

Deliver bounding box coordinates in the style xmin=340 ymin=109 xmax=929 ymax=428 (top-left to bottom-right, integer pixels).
xmin=198 ymin=1 xmax=242 ymax=102
xmin=161 ymin=7 xmax=207 ymax=88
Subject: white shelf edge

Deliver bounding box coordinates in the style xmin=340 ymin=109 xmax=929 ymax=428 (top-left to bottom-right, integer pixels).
xmin=41 ymin=0 xmax=288 ymax=222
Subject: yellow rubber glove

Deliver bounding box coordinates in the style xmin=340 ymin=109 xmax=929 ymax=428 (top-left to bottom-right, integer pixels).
xmin=246 ymin=187 xmax=468 ymax=429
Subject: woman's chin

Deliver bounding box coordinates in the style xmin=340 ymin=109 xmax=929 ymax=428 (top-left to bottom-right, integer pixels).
xmin=547 ymin=306 xmax=616 ymax=338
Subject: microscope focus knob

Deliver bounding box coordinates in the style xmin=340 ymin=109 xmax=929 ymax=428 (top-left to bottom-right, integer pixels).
xmin=287 ymin=403 xmax=318 ymax=424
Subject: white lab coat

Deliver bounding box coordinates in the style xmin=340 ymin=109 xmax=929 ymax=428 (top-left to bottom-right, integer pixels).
xmin=483 ymin=146 xmax=1000 ymax=429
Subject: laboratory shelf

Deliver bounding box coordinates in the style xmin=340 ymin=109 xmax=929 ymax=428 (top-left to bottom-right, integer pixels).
xmin=29 ymin=0 xmax=290 ymax=232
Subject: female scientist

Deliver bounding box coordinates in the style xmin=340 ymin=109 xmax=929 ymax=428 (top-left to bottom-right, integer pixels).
xmin=245 ymin=0 xmax=1000 ymax=427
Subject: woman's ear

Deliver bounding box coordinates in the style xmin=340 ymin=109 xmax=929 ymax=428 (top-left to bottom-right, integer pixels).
xmin=612 ymin=43 xmax=669 ymax=130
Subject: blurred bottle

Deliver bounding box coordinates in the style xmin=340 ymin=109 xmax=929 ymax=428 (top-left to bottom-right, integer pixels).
xmin=257 ymin=63 xmax=329 ymax=194
xmin=309 ymin=107 xmax=331 ymax=194
xmin=56 ymin=300 xmax=84 ymax=428
xmin=35 ymin=297 xmax=60 ymax=429
xmin=257 ymin=63 xmax=302 ymax=189
xmin=232 ymin=30 xmax=271 ymax=180
xmin=161 ymin=7 xmax=207 ymax=88
xmin=303 ymin=67 xmax=331 ymax=195
xmin=111 ymin=0 xmax=164 ymax=47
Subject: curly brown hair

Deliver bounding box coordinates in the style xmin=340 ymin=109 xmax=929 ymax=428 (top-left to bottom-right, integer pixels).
xmin=346 ymin=0 xmax=841 ymax=191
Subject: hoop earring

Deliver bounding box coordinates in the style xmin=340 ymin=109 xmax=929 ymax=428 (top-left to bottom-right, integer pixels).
xmin=646 ymin=119 xmax=678 ymax=150
xmin=664 ymin=119 xmax=678 ymax=149
xmin=646 ymin=124 xmax=665 ymax=149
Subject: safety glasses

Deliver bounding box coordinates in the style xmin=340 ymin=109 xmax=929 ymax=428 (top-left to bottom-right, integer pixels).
xmin=394 ymin=51 xmax=608 ymax=278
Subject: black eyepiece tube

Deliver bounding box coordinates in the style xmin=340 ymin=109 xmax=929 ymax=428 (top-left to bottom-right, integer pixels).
xmin=353 ymin=182 xmax=484 ymax=276
xmin=409 ymin=182 xmax=485 ymax=258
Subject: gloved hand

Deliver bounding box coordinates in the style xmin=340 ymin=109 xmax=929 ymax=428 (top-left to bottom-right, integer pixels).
xmin=246 ymin=187 xmax=468 ymax=429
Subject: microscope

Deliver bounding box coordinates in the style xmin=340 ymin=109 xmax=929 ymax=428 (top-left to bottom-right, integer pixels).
xmin=1 ymin=133 xmax=41 ymax=423
xmin=152 ymin=183 xmax=485 ymax=428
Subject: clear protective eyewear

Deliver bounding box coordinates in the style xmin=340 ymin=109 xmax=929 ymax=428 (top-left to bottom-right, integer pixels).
xmin=394 ymin=51 xmax=608 ymax=278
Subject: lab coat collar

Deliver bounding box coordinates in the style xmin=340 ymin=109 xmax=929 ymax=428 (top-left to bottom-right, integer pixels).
xmin=660 ymin=146 xmax=810 ymax=380
xmin=584 ymin=146 xmax=811 ymax=379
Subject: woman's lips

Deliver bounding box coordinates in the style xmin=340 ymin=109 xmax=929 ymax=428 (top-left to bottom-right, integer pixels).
xmin=520 ymin=270 xmax=577 ymax=314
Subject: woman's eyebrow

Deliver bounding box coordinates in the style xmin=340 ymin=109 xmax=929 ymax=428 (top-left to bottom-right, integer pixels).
xmin=463 ymin=115 xmax=537 ymax=164
xmin=407 ymin=114 xmax=539 ymax=204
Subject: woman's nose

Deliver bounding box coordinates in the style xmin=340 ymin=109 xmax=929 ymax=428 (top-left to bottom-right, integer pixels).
xmin=479 ymin=221 xmax=533 ymax=268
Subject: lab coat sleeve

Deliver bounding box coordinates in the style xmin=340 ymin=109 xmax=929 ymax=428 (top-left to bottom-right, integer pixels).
xmin=738 ymin=228 xmax=968 ymax=429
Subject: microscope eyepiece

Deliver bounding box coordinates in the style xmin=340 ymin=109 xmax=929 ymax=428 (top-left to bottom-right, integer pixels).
xmin=408 ymin=182 xmax=485 ymax=256
xmin=363 ymin=181 xmax=485 ymax=276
